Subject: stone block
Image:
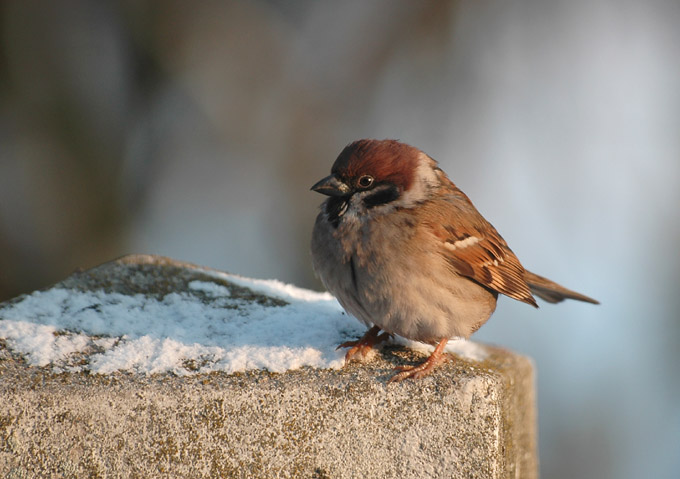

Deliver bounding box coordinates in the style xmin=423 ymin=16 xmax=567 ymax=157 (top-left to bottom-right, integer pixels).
xmin=0 ymin=255 xmax=537 ymax=478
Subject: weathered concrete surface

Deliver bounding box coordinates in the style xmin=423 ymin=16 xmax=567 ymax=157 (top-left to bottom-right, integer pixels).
xmin=0 ymin=255 xmax=537 ymax=478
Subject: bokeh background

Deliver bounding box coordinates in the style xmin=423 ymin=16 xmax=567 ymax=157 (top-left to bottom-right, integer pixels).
xmin=1 ymin=1 xmax=679 ymax=477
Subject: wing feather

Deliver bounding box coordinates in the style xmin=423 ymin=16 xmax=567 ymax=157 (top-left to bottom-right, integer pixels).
xmin=423 ymin=189 xmax=538 ymax=307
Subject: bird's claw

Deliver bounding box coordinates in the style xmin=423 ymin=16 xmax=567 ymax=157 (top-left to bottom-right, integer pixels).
xmin=388 ymin=340 xmax=451 ymax=382
xmin=336 ymin=326 xmax=391 ymax=363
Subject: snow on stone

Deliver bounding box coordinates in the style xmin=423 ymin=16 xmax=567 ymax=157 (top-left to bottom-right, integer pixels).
xmin=0 ymin=271 xmax=488 ymax=375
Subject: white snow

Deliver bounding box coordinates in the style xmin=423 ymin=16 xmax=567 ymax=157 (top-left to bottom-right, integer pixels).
xmin=0 ymin=270 xmax=488 ymax=375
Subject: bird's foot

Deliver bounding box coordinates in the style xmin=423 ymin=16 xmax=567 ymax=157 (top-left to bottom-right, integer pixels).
xmin=388 ymin=338 xmax=450 ymax=382
xmin=337 ymin=325 xmax=391 ymax=363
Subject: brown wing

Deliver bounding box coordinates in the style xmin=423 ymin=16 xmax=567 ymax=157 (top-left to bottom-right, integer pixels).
xmin=422 ymin=189 xmax=538 ymax=308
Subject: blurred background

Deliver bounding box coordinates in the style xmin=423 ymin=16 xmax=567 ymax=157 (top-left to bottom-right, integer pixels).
xmin=1 ymin=1 xmax=678 ymax=477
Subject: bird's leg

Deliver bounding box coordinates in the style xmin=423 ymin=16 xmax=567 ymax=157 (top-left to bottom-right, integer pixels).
xmin=337 ymin=325 xmax=391 ymax=363
xmin=388 ymin=338 xmax=450 ymax=382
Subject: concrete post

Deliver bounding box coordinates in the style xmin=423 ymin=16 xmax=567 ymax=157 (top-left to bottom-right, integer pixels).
xmin=0 ymin=255 xmax=537 ymax=478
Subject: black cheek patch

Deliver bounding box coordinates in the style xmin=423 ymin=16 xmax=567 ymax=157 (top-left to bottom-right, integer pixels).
xmin=363 ymin=185 xmax=400 ymax=208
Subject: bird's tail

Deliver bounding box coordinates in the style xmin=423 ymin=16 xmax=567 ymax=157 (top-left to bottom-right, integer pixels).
xmin=524 ymin=270 xmax=600 ymax=305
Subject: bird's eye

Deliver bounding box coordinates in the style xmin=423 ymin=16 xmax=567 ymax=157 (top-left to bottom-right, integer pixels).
xmin=357 ymin=175 xmax=374 ymax=189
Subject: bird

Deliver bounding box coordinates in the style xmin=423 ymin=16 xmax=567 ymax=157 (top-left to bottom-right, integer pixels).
xmin=310 ymin=139 xmax=598 ymax=382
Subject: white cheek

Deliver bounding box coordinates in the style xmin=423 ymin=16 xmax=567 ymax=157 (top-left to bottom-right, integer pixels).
xmin=398 ymin=153 xmax=439 ymax=207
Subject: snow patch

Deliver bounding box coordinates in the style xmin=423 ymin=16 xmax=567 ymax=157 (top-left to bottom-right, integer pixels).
xmin=0 ymin=274 xmax=488 ymax=375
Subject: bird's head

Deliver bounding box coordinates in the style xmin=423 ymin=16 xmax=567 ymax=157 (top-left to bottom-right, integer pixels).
xmin=311 ymin=139 xmax=441 ymax=223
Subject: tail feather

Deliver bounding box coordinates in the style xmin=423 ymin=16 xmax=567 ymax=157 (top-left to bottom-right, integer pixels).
xmin=524 ymin=270 xmax=600 ymax=305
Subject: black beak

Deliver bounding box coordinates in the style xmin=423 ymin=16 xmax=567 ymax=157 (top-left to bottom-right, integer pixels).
xmin=310 ymin=174 xmax=351 ymax=197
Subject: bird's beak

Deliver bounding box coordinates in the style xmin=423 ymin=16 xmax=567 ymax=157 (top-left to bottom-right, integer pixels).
xmin=310 ymin=174 xmax=351 ymax=197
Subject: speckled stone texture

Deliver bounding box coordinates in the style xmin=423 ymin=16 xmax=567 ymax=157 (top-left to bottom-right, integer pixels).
xmin=0 ymin=255 xmax=537 ymax=479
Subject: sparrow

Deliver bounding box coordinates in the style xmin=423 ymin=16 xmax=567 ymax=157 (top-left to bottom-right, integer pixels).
xmin=310 ymin=139 xmax=598 ymax=382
